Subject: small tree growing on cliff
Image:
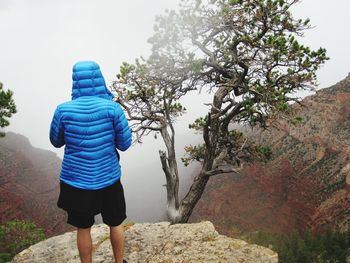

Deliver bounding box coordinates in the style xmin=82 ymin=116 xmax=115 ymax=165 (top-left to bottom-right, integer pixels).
xmin=0 ymin=82 xmax=17 ymax=137
xmin=113 ymin=0 xmax=328 ymax=223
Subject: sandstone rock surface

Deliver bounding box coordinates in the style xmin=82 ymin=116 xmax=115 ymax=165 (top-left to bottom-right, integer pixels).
xmin=12 ymin=221 xmax=278 ymax=263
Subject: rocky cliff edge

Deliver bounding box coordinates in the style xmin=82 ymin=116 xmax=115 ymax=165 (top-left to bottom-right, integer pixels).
xmin=12 ymin=221 xmax=278 ymax=263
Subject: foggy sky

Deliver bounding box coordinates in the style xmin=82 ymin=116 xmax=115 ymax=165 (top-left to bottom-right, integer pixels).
xmin=1 ymin=0 xmax=349 ymax=151
xmin=1 ymin=0 xmax=350 ymax=222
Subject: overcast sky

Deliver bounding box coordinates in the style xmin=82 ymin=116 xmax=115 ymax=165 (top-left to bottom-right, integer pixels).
xmin=1 ymin=0 xmax=350 ymax=221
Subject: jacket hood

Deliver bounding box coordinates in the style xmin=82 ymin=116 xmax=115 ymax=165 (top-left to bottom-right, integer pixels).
xmin=71 ymin=61 xmax=113 ymax=100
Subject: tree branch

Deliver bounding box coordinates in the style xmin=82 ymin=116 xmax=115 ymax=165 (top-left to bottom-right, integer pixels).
xmin=205 ymin=166 xmax=241 ymax=176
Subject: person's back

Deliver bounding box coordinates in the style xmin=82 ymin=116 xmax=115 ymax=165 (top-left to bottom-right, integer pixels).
xmin=50 ymin=61 xmax=131 ymax=263
xmin=50 ymin=61 xmax=131 ymax=189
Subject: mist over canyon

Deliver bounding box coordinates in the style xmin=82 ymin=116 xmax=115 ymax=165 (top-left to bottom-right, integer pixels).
xmin=191 ymin=74 xmax=350 ymax=235
xmin=0 ymin=130 xmax=200 ymax=236
xmin=1 ymin=75 xmax=350 ymax=238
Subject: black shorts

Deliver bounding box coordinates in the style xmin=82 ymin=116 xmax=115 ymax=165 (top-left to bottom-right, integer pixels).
xmin=57 ymin=179 xmax=126 ymax=228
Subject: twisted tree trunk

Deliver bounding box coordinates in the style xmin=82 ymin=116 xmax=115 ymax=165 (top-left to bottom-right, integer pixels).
xmin=160 ymin=88 xmax=225 ymax=223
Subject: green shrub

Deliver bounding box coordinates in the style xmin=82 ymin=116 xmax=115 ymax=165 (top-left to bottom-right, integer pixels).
xmin=0 ymin=220 xmax=45 ymax=262
xmin=243 ymin=226 xmax=349 ymax=263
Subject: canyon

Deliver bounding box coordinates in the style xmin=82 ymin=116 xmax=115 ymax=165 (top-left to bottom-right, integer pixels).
xmin=191 ymin=74 xmax=350 ymax=236
xmin=0 ymin=132 xmax=72 ymax=236
xmin=1 ymin=75 xmax=350 ymax=239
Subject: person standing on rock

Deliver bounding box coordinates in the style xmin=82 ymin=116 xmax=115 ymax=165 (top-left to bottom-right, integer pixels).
xmin=50 ymin=61 xmax=131 ymax=263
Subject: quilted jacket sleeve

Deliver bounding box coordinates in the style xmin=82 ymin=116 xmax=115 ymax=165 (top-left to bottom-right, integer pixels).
xmin=49 ymin=107 xmax=65 ymax=148
xmin=114 ymin=103 xmax=132 ymax=151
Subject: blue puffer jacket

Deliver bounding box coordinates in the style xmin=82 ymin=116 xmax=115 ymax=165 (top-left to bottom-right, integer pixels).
xmin=50 ymin=61 xmax=132 ymax=190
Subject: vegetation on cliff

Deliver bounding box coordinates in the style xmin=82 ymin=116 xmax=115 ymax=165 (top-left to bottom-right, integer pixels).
xmin=0 ymin=82 xmax=16 ymax=137
xmin=244 ymin=225 xmax=350 ymax=263
xmin=0 ymin=220 xmax=45 ymax=262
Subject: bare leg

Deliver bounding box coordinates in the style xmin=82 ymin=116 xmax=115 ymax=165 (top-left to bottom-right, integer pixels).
xmin=77 ymin=228 xmax=92 ymax=263
xmin=110 ymin=225 xmax=125 ymax=263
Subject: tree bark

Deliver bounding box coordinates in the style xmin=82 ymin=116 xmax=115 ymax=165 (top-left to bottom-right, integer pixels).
xmin=177 ymin=170 xmax=210 ymax=223
xmin=162 ymin=86 xmax=228 ymax=223
xmin=159 ymin=126 xmax=181 ymax=222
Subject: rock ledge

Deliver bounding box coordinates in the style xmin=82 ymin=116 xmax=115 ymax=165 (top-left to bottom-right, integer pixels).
xmin=12 ymin=221 xmax=278 ymax=263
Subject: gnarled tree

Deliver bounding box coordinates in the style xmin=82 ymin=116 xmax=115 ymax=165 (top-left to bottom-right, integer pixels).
xmin=112 ymin=0 xmax=328 ymax=223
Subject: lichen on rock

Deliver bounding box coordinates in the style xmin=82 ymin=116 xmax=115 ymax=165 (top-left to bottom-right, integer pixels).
xmin=12 ymin=221 xmax=278 ymax=263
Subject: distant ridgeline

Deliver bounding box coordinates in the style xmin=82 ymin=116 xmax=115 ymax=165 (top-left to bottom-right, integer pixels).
xmin=0 ymin=132 xmax=71 ymax=236
xmin=191 ymin=74 xmax=350 ymax=236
